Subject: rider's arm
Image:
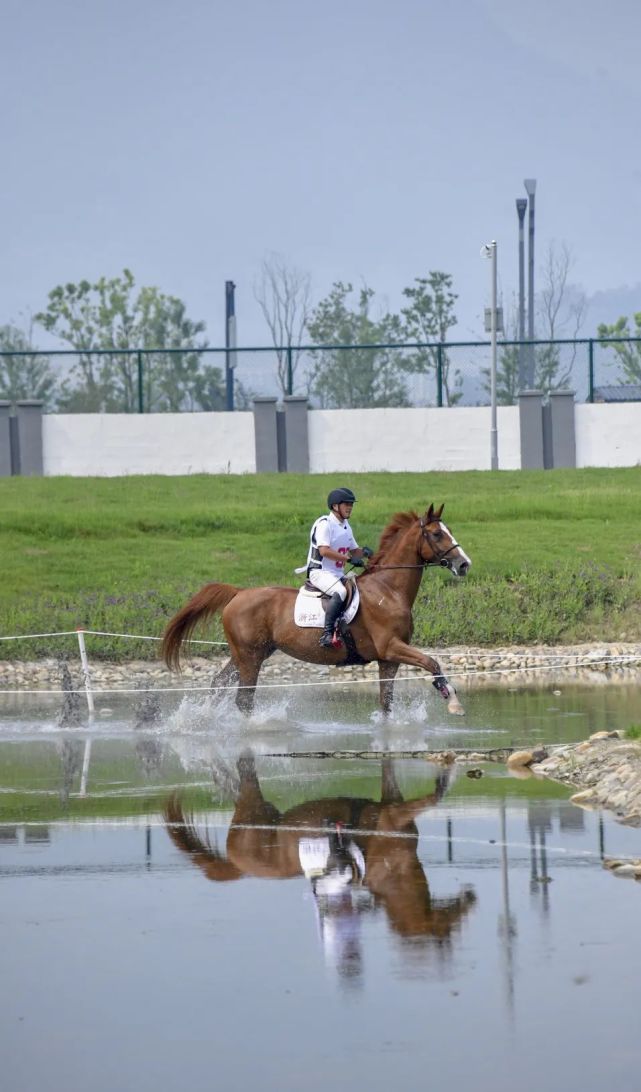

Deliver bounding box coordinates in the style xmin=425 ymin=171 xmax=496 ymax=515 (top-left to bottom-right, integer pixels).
xmin=318 ymin=544 xmax=360 ymax=564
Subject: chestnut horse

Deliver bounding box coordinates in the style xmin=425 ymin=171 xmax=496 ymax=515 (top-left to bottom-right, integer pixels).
xmin=165 ymin=752 xmax=477 ymax=950
xmin=161 ymin=503 xmax=471 ymax=716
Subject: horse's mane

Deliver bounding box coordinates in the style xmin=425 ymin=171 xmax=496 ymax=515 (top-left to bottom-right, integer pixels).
xmin=363 ymin=510 xmax=419 ymax=572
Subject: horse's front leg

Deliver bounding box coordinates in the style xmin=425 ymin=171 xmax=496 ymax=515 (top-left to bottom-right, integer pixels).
xmin=378 ymin=660 xmax=400 ymax=716
xmin=379 ymin=637 xmax=464 ymax=715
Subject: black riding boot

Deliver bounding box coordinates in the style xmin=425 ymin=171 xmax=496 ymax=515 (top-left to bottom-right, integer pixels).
xmin=319 ymin=593 xmax=344 ymax=647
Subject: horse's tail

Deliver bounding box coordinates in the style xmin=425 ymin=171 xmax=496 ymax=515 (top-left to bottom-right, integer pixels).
xmin=162 ymin=582 xmax=240 ymax=672
xmin=164 ymin=794 xmax=244 ymax=882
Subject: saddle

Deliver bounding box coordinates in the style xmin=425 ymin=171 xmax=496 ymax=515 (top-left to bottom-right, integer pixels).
xmin=300 ymin=578 xmax=355 ymax=609
xmin=294 ymin=576 xmax=360 ymax=630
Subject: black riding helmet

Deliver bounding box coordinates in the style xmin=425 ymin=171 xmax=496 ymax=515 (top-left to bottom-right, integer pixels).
xmin=327 ymin=487 xmax=356 ymax=509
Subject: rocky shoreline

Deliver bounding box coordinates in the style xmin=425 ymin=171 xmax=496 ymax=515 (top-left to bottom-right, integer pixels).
xmin=1 ymin=640 xmax=640 ymax=693
xmin=533 ymin=734 xmax=641 ymax=829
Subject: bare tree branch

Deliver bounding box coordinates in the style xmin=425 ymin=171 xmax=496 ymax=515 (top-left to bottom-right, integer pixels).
xmin=254 ymin=253 xmax=312 ymax=395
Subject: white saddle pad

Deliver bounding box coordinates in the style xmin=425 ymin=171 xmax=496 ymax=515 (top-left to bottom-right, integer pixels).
xmin=294 ymin=583 xmax=360 ymax=628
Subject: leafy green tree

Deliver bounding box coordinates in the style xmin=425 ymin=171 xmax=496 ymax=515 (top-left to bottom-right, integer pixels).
xmin=0 ymin=322 xmax=57 ymax=408
xmin=399 ymin=272 xmax=461 ymax=405
xmin=597 ymin=313 xmax=641 ymax=384
xmin=35 ymin=270 xmax=220 ymax=412
xmin=306 ymin=282 xmax=409 ymax=408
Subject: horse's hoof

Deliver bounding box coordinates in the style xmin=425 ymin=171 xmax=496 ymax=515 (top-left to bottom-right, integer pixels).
xmin=447 ymin=697 xmax=465 ymax=716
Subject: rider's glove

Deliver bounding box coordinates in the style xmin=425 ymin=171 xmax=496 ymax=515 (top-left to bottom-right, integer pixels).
xmin=349 ymin=556 xmax=365 ymax=568
xmin=361 ymin=546 xmax=374 ymax=558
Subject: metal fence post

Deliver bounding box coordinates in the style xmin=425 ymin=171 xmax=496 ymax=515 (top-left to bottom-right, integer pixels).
xmin=588 ymin=339 xmax=594 ymax=403
xmin=436 ymin=343 xmax=444 ymax=407
xmin=137 ymin=351 xmax=144 ymax=413
xmin=0 ymin=402 xmax=11 ymax=476
xmin=286 ymin=345 xmax=293 ymax=396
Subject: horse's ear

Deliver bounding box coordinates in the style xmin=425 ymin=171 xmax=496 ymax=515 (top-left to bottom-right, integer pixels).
xmin=426 ymin=503 xmax=434 ymax=521
xmin=435 ymin=503 xmax=444 ymax=520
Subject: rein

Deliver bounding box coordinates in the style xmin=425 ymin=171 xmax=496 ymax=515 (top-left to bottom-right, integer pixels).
xmin=365 ymin=526 xmax=462 ymax=573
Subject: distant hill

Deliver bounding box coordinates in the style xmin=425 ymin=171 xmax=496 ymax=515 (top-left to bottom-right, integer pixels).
xmin=585 ymin=283 xmax=641 ymax=333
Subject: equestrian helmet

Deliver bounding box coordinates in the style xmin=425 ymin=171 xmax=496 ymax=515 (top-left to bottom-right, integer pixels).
xmin=328 ymin=487 xmax=356 ymax=508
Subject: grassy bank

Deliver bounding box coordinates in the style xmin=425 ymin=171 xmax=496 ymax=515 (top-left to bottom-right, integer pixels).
xmin=1 ymin=468 xmax=640 ymax=660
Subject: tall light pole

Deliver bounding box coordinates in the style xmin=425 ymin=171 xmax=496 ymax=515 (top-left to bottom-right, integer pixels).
xmin=524 ymin=178 xmax=536 ymax=387
xmin=482 ymin=240 xmax=499 ymax=471
xmin=516 ymin=197 xmax=527 ymax=390
xmin=225 ymin=280 xmax=236 ymax=412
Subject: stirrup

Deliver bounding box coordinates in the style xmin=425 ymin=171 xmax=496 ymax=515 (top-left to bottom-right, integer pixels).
xmin=319 ymin=629 xmax=334 ymax=647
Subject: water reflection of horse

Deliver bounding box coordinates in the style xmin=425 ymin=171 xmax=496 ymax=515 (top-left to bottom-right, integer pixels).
xmin=164 ymin=752 xmax=476 ymax=954
xmin=162 ymin=504 xmax=471 ymax=717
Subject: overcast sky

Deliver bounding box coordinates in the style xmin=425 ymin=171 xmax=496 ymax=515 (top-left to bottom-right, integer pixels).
xmin=3 ymin=0 xmax=640 ymax=346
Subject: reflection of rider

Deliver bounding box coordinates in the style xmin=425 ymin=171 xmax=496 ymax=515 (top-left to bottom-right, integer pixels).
xmin=299 ymin=821 xmax=370 ymax=983
xmin=304 ymin=487 xmax=371 ymax=648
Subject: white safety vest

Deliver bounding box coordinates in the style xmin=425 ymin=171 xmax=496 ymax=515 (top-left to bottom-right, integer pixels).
xmin=304 ymin=512 xmax=358 ymax=577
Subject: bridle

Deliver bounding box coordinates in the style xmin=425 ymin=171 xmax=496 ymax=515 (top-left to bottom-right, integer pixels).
xmin=418 ymin=517 xmax=463 ymax=570
xmin=359 ymin=519 xmax=463 ymax=573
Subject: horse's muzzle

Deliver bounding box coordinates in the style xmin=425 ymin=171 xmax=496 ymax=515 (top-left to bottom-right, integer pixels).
xmin=448 ymin=555 xmax=471 ymax=577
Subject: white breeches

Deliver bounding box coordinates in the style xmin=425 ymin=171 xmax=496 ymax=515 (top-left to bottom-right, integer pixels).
xmin=308 ymin=569 xmax=347 ymax=600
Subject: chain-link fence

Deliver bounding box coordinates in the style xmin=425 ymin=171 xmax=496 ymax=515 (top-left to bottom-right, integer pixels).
xmin=1 ymin=338 xmax=640 ymax=411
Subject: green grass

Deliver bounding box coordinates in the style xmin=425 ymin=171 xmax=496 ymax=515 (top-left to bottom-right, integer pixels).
xmin=1 ymin=467 xmax=641 ymax=659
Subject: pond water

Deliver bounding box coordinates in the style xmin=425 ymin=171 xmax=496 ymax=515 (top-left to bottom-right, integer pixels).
xmin=1 ymin=681 xmax=641 ymax=1091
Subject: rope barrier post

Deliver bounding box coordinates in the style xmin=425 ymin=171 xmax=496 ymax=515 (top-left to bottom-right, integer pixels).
xmin=76 ymin=629 xmax=95 ymax=715
xmin=79 ymin=738 xmax=92 ymax=796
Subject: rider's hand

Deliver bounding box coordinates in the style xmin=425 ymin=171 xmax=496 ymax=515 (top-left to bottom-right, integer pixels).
xmin=349 ymin=556 xmax=365 ymax=568
xmin=361 ymin=546 xmax=374 ymax=558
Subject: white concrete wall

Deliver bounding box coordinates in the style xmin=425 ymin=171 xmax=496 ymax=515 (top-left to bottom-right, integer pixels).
xmin=575 ymin=403 xmax=641 ymax=467
xmin=42 ymin=412 xmax=256 ymax=476
xmin=308 ymin=406 xmax=521 ymax=472
xmin=40 ymin=402 xmax=641 ymax=477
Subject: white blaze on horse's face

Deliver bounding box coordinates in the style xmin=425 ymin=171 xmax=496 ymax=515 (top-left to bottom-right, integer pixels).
xmin=437 ymin=521 xmax=471 ymax=577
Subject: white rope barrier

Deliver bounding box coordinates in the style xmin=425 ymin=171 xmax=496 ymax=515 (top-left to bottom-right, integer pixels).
xmin=0 ymin=625 xmax=640 ymax=707
xmin=1 ymin=653 xmax=640 ymax=698
xmin=0 ymin=628 xmax=226 ymax=646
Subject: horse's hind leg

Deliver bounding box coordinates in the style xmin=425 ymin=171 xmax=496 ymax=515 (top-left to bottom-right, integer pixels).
xmin=378 ymin=660 xmax=400 ymax=715
xmin=210 ymin=658 xmax=240 ymax=696
xmin=227 ymin=651 xmax=267 ymax=715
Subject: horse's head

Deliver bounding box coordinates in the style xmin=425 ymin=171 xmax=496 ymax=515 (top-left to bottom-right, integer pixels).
xmin=418 ymin=504 xmax=471 ymax=577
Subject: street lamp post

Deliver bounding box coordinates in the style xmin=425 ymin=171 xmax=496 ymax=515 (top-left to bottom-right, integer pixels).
xmin=225 ymin=280 xmax=237 ymax=412
xmin=482 ymin=240 xmax=499 ymax=471
xmin=524 ymin=178 xmax=536 ymax=387
xmin=516 ymin=197 xmax=527 ymax=390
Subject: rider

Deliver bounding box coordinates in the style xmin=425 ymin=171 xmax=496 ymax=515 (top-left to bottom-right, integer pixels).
xmin=304 ymin=487 xmax=372 ymax=648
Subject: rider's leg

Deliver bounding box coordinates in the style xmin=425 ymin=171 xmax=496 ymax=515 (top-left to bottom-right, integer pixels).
xmin=308 ymin=570 xmax=347 ymax=648
xmin=319 ymin=593 xmax=344 ymax=647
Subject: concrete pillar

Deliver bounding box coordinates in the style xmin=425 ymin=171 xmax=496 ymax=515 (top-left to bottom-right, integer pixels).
xmin=518 ymin=390 xmax=544 ymax=469
xmin=15 ymin=400 xmax=44 ymax=476
xmin=548 ymin=390 xmax=576 ymax=469
xmin=0 ymin=402 xmax=11 ymax=476
xmin=252 ymin=396 xmax=279 ymax=473
xmin=283 ymin=396 xmax=309 ymax=473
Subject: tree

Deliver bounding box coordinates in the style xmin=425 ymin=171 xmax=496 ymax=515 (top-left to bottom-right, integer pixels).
xmin=0 ymin=320 xmax=57 ymax=409
xmin=596 ymin=312 xmax=641 ymax=384
xmin=35 ymin=270 xmax=219 ymax=412
xmin=306 ymin=282 xmax=409 ymax=408
xmin=534 ymin=242 xmax=586 ymax=392
xmin=398 ymin=272 xmax=461 ymax=405
xmin=254 ymin=253 xmax=312 ymax=396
